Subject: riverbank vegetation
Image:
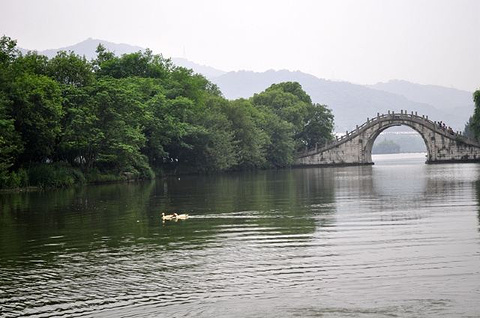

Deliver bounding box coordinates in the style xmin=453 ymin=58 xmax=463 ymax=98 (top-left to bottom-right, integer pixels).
xmin=0 ymin=36 xmax=334 ymax=189
xmin=466 ymin=89 xmax=480 ymax=139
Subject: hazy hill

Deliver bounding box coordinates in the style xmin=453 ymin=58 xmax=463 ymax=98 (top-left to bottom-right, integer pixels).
xmin=21 ymin=38 xmax=144 ymax=60
xmin=20 ymin=39 xmax=226 ymax=79
xmin=371 ymin=80 xmax=474 ymax=128
xmin=211 ymin=70 xmax=463 ymax=131
xmin=171 ymin=57 xmax=226 ymax=79
xmin=18 ymin=39 xmax=473 ymax=131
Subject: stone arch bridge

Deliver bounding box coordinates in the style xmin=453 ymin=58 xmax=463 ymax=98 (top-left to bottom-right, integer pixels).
xmin=295 ymin=111 xmax=480 ymax=166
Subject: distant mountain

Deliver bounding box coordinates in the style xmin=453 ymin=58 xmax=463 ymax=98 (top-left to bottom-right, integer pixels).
xmin=18 ymin=39 xmax=473 ymax=132
xmin=171 ymin=58 xmax=226 ymax=79
xmin=20 ymin=38 xmax=144 ymax=60
xmin=371 ymin=80 xmax=474 ymax=127
xmin=211 ymin=70 xmax=467 ymax=131
xmin=20 ymin=39 xmax=226 ymax=79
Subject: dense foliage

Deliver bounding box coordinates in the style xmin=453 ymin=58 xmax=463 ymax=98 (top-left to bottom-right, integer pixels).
xmin=0 ymin=36 xmax=334 ymax=188
xmin=467 ymin=89 xmax=480 ymax=139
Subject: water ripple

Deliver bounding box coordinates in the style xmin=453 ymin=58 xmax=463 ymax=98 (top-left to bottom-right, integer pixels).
xmin=1 ymin=156 xmax=480 ymax=317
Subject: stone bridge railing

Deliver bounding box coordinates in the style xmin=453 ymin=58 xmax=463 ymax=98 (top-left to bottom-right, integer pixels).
xmin=296 ymin=110 xmax=479 ymax=158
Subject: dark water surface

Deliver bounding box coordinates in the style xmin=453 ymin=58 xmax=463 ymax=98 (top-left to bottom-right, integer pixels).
xmin=1 ymin=153 xmax=480 ymax=317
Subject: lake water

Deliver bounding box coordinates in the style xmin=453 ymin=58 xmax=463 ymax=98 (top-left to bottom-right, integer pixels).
xmin=1 ymin=153 xmax=479 ymax=317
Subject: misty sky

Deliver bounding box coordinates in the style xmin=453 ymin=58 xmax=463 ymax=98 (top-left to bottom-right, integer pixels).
xmin=1 ymin=0 xmax=479 ymax=91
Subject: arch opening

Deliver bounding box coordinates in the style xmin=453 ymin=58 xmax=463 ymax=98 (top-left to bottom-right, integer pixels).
xmin=366 ymin=125 xmax=429 ymax=164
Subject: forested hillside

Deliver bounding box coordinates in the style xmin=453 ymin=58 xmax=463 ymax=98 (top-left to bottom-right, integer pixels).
xmin=0 ymin=36 xmax=334 ymax=189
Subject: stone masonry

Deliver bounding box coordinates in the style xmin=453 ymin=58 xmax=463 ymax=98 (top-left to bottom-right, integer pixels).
xmin=295 ymin=111 xmax=480 ymax=166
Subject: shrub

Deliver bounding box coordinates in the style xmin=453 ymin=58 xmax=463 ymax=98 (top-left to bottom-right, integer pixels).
xmin=27 ymin=163 xmax=85 ymax=188
xmin=85 ymin=169 xmax=123 ymax=183
xmin=0 ymin=168 xmax=28 ymax=189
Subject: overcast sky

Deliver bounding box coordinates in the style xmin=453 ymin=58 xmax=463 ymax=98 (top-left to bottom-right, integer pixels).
xmin=1 ymin=0 xmax=479 ymax=91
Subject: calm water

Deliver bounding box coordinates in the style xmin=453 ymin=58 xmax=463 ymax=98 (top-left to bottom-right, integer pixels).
xmin=1 ymin=153 xmax=480 ymax=317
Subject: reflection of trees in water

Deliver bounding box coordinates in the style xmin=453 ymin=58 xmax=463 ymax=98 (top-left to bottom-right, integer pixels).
xmin=1 ymin=188 xmax=77 ymax=264
xmin=163 ymin=170 xmax=335 ymax=211
xmin=162 ymin=169 xmax=336 ymax=236
xmin=476 ymin=180 xmax=480 ymax=232
xmin=0 ymin=173 xmax=336 ymax=317
xmin=0 ymin=169 xmax=338 ymax=268
xmin=0 ymin=181 xmax=157 ymax=266
xmin=293 ymin=168 xmax=337 ymax=230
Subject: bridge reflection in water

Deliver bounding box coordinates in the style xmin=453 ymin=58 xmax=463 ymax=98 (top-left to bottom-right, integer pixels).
xmin=296 ymin=111 xmax=480 ymax=166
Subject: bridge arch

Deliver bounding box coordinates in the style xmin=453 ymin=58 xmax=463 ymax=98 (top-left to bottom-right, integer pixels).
xmin=295 ymin=112 xmax=480 ymax=166
xmin=365 ymin=122 xmax=430 ymax=163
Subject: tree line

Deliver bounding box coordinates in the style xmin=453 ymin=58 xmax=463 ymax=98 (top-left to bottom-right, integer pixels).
xmin=0 ymin=36 xmax=334 ymax=188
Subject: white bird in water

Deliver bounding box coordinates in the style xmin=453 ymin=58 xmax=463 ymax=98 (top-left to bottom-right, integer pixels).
xmin=173 ymin=213 xmax=189 ymax=220
xmin=162 ymin=213 xmax=175 ymax=221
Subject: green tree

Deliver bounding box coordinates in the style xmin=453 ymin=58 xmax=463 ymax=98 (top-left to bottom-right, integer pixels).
xmin=0 ymin=92 xmax=23 ymax=184
xmin=199 ymin=96 xmax=237 ymax=171
xmin=55 ymin=85 xmax=100 ymax=168
xmin=92 ymin=44 xmax=115 ymax=71
xmin=470 ymin=89 xmax=480 ymax=139
xmin=251 ymin=82 xmax=334 ymax=166
xmin=463 ymin=116 xmax=475 ymax=139
xmin=261 ymin=111 xmax=295 ymax=167
xmin=89 ymin=78 xmax=150 ymax=176
xmin=9 ymin=73 xmax=63 ymax=163
xmin=0 ymin=36 xmax=19 ymax=65
xmin=252 ymin=82 xmax=310 ymax=134
xmin=298 ymin=103 xmax=334 ymax=149
xmin=0 ymin=36 xmax=23 ymax=185
xmin=1 ymin=35 xmax=337 ymax=189
xmin=11 ymin=51 xmax=48 ymax=76
xmin=165 ymin=67 xmax=215 ymax=103
xmin=47 ymin=51 xmax=93 ymax=87
xmin=143 ymin=94 xmax=194 ymax=169
xmin=163 ymin=95 xmax=237 ymax=172
xmin=95 ymin=48 xmax=170 ymax=80
xmin=224 ymin=99 xmax=267 ymax=169
xmin=193 ymin=108 xmax=237 ymax=171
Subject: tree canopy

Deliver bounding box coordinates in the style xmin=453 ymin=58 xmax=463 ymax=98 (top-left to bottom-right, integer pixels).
xmin=469 ymin=89 xmax=480 ymax=139
xmin=0 ymin=35 xmax=335 ymax=188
